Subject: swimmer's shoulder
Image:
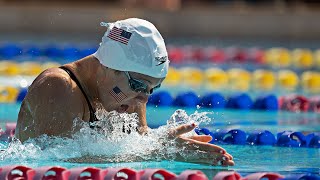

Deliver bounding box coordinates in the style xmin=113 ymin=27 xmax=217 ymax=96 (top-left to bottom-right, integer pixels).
xmin=29 ymin=66 xmax=77 ymax=93
xmin=23 ymin=66 xmax=85 ymax=110
xmin=18 ymin=66 xmax=85 ymax=141
xmin=35 ymin=67 xmax=72 ymax=83
xmin=21 ymin=66 xmax=86 ymax=120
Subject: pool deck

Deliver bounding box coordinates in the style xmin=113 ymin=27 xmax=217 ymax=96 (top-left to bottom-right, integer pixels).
xmin=1 ymin=3 xmax=320 ymax=40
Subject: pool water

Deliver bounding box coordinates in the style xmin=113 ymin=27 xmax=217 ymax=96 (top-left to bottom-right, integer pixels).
xmin=0 ymin=105 xmax=319 ymax=178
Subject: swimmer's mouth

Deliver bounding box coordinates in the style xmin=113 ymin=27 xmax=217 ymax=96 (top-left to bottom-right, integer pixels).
xmin=118 ymin=105 xmax=129 ymax=113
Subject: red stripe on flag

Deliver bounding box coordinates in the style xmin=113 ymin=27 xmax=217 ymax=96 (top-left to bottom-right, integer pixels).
xmin=109 ymin=89 xmax=127 ymax=103
xmin=108 ymin=35 xmax=129 ymax=44
xmin=107 ymin=27 xmax=130 ymax=45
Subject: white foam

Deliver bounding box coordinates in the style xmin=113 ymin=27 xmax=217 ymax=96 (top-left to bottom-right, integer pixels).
xmin=0 ymin=109 xmax=212 ymax=165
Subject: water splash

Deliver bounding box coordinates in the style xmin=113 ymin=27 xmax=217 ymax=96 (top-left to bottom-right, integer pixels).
xmin=0 ymin=109 xmax=213 ymax=166
xmin=167 ymin=109 xmax=212 ymax=136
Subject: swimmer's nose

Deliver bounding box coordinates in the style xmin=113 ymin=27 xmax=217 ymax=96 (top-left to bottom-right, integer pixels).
xmin=136 ymin=93 xmax=149 ymax=103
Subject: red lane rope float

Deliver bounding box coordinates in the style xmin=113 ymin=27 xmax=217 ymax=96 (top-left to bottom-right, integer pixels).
xmin=33 ymin=166 xmax=69 ymax=180
xmin=105 ymin=167 xmax=138 ymax=180
xmin=213 ymin=172 xmax=284 ymax=180
xmin=279 ymin=95 xmax=310 ymax=112
xmin=0 ymin=122 xmax=15 ymax=141
xmin=309 ymin=96 xmax=320 ymax=113
xmin=0 ymin=166 xmax=320 ymax=180
xmin=0 ymin=165 xmax=36 ymax=180
xmin=213 ymin=171 xmax=242 ymax=180
xmin=0 ymin=166 xmax=209 ymax=180
xmin=68 ymin=167 xmax=107 ymax=180
xmin=176 ymin=170 xmax=208 ymax=180
xmin=139 ymin=168 xmax=177 ymax=180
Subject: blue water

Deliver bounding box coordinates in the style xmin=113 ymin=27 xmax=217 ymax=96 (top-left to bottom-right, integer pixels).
xmin=0 ymin=104 xmax=319 ymax=178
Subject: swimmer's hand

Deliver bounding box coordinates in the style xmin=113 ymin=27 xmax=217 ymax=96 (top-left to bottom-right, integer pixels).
xmin=169 ymin=123 xmax=235 ymax=166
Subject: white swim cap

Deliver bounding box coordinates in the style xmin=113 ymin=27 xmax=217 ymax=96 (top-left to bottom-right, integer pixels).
xmin=93 ymin=18 xmax=169 ymax=78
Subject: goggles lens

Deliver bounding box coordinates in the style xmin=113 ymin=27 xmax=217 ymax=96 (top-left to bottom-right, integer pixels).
xmin=124 ymin=71 xmax=160 ymax=95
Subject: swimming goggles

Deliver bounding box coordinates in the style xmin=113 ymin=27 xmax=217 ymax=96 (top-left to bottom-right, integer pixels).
xmin=124 ymin=71 xmax=160 ymax=95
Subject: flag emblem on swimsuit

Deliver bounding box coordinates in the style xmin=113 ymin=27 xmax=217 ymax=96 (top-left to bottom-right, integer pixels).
xmin=107 ymin=27 xmax=132 ymax=45
xmin=109 ymin=86 xmax=127 ymax=103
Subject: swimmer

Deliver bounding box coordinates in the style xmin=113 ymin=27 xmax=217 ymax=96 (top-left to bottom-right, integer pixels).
xmin=16 ymin=18 xmax=234 ymax=166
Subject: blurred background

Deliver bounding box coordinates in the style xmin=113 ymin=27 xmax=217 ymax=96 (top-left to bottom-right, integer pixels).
xmin=1 ymin=0 xmax=320 ymax=120
xmin=1 ymin=1 xmax=320 ymax=176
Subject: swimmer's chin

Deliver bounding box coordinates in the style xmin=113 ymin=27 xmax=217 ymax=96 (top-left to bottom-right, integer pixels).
xmin=116 ymin=104 xmax=129 ymax=113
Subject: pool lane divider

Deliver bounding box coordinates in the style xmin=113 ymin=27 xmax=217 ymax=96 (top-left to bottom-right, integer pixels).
xmin=1 ymin=86 xmax=320 ymax=113
xmin=195 ymin=128 xmax=320 ymax=148
xmin=2 ymin=43 xmax=320 ymax=69
xmin=148 ymin=91 xmax=320 ymax=113
xmin=1 ymin=123 xmax=319 ymax=148
xmin=0 ymin=122 xmax=15 ymax=142
xmin=0 ymin=165 xmax=319 ymax=180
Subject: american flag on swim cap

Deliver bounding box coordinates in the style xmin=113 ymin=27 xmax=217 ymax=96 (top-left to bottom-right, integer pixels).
xmin=109 ymin=86 xmax=127 ymax=103
xmin=107 ymin=27 xmax=132 ymax=45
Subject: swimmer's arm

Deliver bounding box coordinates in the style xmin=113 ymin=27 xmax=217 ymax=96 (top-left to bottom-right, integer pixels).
xmin=135 ymin=102 xmax=149 ymax=134
xmin=16 ymin=72 xmax=84 ymax=142
xmin=147 ymin=124 xmax=235 ymax=166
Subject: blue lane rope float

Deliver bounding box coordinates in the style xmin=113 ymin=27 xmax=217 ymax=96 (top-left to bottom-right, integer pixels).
xmin=247 ymin=130 xmax=277 ymax=145
xmin=277 ymin=131 xmax=310 ymax=147
xmin=16 ymin=88 xmax=28 ymax=102
xmin=199 ymin=92 xmax=226 ymax=109
xmin=148 ymin=91 xmax=173 ymax=107
xmin=80 ymin=46 xmax=98 ymax=57
xmin=282 ymin=174 xmax=320 ymax=180
xmin=0 ymin=43 xmax=23 ymax=59
xmin=226 ymin=93 xmax=253 ymax=110
xmin=173 ymin=91 xmax=199 ymax=107
xmin=309 ymin=135 xmax=320 ymax=148
xmin=62 ymin=45 xmax=81 ymax=61
xmin=25 ymin=45 xmax=42 ymax=57
xmin=252 ymin=94 xmax=278 ymax=111
xmin=195 ymin=128 xmax=320 ymax=148
xmin=220 ymin=129 xmax=247 ymax=145
xmin=0 ymin=44 xmax=96 ymax=62
xmin=44 ymin=45 xmax=62 ymax=59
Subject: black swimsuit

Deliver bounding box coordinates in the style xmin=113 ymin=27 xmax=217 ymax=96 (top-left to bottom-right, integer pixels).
xmin=59 ymin=66 xmax=98 ymax=128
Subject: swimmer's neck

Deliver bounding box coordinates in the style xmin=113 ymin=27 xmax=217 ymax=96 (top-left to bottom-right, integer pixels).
xmin=64 ymin=55 xmax=111 ymax=107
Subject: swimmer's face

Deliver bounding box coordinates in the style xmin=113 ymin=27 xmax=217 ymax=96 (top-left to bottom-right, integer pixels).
xmin=116 ymin=71 xmax=164 ymax=113
xmin=123 ymin=71 xmax=162 ymax=95
xmin=98 ymin=66 xmax=164 ymax=113
xmin=121 ymin=71 xmax=164 ymax=100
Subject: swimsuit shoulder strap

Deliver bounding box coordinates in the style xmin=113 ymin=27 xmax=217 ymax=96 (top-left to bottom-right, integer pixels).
xmin=59 ymin=66 xmax=98 ymax=127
